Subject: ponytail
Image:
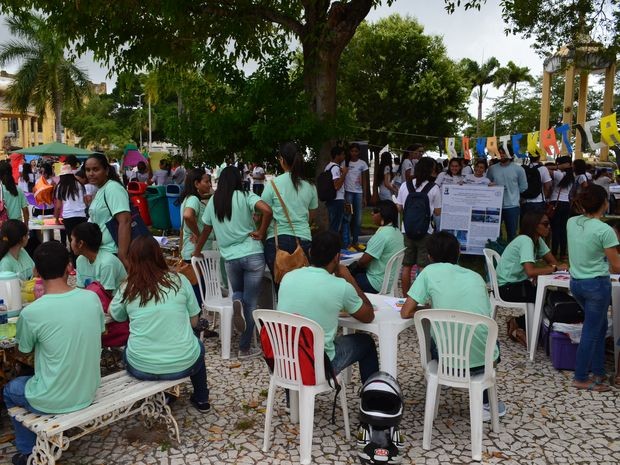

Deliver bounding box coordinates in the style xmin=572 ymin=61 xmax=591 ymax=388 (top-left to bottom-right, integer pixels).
xmin=279 ymin=141 xmax=305 ymax=191
xmin=0 ymin=220 xmax=28 ymax=261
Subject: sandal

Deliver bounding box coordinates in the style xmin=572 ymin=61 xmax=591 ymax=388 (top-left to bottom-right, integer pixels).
xmin=514 ymin=328 xmax=528 ymax=348
xmin=573 ymin=381 xmax=611 ymax=392
xmin=592 ymin=374 xmax=609 ymax=384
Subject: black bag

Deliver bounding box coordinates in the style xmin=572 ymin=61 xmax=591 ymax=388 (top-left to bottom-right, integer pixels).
xmin=403 ymin=180 xmax=434 ymax=240
xmin=317 ymin=164 xmax=339 ymax=201
xmin=103 ymin=191 xmax=152 ymax=245
xmin=543 ymin=290 xmax=584 ymax=355
xmin=521 ymin=164 xmax=542 ymax=199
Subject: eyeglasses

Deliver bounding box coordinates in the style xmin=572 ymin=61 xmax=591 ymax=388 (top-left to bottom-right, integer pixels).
xmin=539 ymin=222 xmax=551 ymax=227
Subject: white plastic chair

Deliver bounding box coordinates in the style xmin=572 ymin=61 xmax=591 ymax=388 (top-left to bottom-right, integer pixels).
xmin=191 ymin=250 xmax=233 ymax=359
xmin=378 ymin=247 xmax=406 ymax=296
xmin=482 ymin=248 xmax=532 ymax=348
xmin=414 ymin=309 xmax=500 ymax=461
xmin=254 ymin=309 xmax=350 ymax=465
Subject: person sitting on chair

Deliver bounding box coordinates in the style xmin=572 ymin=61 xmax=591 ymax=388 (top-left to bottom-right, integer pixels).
xmin=400 ymin=231 xmax=505 ymax=420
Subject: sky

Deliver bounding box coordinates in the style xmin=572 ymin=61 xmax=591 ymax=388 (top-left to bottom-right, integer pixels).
xmin=0 ymin=1 xmax=544 ymax=118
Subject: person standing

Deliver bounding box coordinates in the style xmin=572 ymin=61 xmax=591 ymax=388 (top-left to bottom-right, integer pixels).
xmin=486 ymin=147 xmax=528 ymax=241
xmin=0 ymin=161 xmax=28 ymax=222
xmin=549 ymin=156 xmax=573 ymax=259
xmin=53 ymin=165 xmax=88 ymax=261
xmin=251 ymin=162 xmax=266 ymax=196
xmin=521 ymin=151 xmax=552 ymax=217
xmin=324 ymin=146 xmax=348 ymax=234
xmin=171 ymin=158 xmax=187 ymax=186
xmin=342 ymin=143 xmax=369 ymax=251
xmin=376 ymin=152 xmax=399 ymax=201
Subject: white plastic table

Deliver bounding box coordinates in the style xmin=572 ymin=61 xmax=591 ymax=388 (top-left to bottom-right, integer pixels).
xmin=529 ymin=273 xmax=620 ymax=368
xmin=338 ymin=292 xmax=414 ymax=378
xmin=28 ymin=222 xmax=64 ymax=242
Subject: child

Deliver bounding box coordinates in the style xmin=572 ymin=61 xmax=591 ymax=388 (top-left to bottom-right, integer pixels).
xmin=0 ymin=219 xmax=34 ymax=280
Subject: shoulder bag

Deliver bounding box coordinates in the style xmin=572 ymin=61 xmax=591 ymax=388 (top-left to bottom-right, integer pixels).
xmin=0 ymin=184 xmax=8 ymax=227
xmin=103 ymin=185 xmax=151 ymax=245
xmin=545 ymin=188 xmax=561 ymax=220
xmin=270 ymin=180 xmax=309 ymax=283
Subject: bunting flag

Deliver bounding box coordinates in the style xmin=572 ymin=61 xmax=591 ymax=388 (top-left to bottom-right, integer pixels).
xmin=583 ymin=119 xmax=605 ymax=150
xmin=601 ymin=113 xmax=620 ymax=147
xmin=541 ymin=127 xmax=560 ymax=155
xmin=573 ymin=124 xmax=589 ymax=152
xmin=462 ymin=136 xmax=471 ymax=159
xmin=499 ymin=135 xmax=511 ymax=157
xmin=555 ymin=123 xmax=573 ymax=154
xmin=486 ymin=136 xmax=500 ymax=157
xmin=445 ymin=137 xmax=458 ymax=158
xmin=527 ymin=132 xmax=539 ymax=154
xmin=476 ymin=137 xmax=486 ymax=156
xmin=511 ymin=133 xmax=524 ymax=158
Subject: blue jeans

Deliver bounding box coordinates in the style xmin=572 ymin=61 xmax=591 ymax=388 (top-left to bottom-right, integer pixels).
xmin=570 ymin=276 xmax=611 ymax=382
xmin=124 ymin=339 xmax=209 ymax=402
xmin=225 ymin=253 xmax=265 ymax=350
xmin=342 ymin=191 xmax=363 ymax=247
xmin=326 ymin=199 xmax=345 ymax=235
xmin=502 ymin=206 xmax=520 ymax=242
xmin=354 ymin=272 xmax=378 ymax=294
xmin=263 ymin=236 xmax=311 ymax=283
xmin=330 ymin=333 xmax=379 ymax=383
xmin=4 ymin=376 xmax=43 ymax=454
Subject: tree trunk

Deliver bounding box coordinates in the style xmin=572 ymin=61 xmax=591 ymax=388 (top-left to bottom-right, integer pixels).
xmin=54 ymin=103 xmax=63 ymax=143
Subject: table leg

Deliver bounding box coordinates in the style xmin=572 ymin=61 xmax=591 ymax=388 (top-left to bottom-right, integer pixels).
xmin=42 ymin=230 xmax=51 ymax=242
xmin=529 ymin=280 xmax=550 ymax=361
xmin=377 ymin=326 xmax=399 ymax=378
xmin=612 ymin=285 xmax=620 ymax=371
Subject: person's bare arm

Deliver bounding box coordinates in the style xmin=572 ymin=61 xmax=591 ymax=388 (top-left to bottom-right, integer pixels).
xmin=335 ymin=264 xmax=373 ymax=322
xmin=193 ymin=225 xmax=213 ymax=257
xmin=308 ymin=208 xmax=317 ymax=224
xmin=356 ymin=253 xmax=373 ymax=269
xmin=183 ymin=207 xmax=200 ymax=239
xmin=250 ymin=200 xmax=273 ymax=241
xmin=190 ymin=315 xmax=199 ymax=328
xmin=334 ymin=166 xmax=348 ymax=190
xmin=22 ymin=206 xmax=29 ymax=224
xmin=115 ymin=211 xmax=132 ymax=268
xmin=543 ymin=180 xmax=553 ymax=200
xmin=605 ymin=247 xmax=620 ymax=273
xmin=400 ymin=296 xmax=418 ymax=319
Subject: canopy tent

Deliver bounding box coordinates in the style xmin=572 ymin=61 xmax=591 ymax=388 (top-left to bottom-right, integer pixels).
xmin=122 ymin=144 xmax=148 ymax=167
xmin=15 ymin=142 xmax=94 ymax=156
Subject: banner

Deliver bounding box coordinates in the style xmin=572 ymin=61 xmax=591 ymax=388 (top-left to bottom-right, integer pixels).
xmin=541 ymin=127 xmax=560 ymax=155
xmin=499 ymin=135 xmax=511 ymax=156
xmin=556 ymin=123 xmax=573 ymax=154
xmin=601 ymin=114 xmax=620 ymax=147
xmin=445 ymin=137 xmax=457 ymax=158
xmin=462 ymin=136 xmax=471 ymax=159
xmin=527 ymin=131 xmax=539 ymax=154
xmin=439 ymin=184 xmax=505 ymax=255
xmin=486 ymin=136 xmax=500 ymax=157
xmin=511 ymin=133 xmax=524 ymax=158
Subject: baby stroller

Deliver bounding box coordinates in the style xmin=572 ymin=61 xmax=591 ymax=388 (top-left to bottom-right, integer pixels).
xmin=357 ymin=371 xmax=404 ymax=464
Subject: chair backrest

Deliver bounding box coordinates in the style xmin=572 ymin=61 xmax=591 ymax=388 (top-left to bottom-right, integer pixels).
xmin=379 ymin=247 xmax=406 ymax=296
xmin=482 ymin=248 xmax=501 ymax=297
xmin=253 ymin=309 xmax=327 ymax=387
xmin=191 ymin=250 xmax=224 ymax=303
xmin=414 ymin=309 xmax=498 ymax=386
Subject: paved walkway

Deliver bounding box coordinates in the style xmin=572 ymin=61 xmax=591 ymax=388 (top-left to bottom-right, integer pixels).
xmin=1 ymin=310 xmax=619 ymax=464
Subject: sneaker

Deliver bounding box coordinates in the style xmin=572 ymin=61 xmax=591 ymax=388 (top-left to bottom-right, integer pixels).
xmin=356 ymin=424 xmax=370 ymax=447
xmin=232 ymin=300 xmax=246 ymax=334
xmin=12 ymin=453 xmax=30 ymax=465
xmin=238 ymin=347 xmax=262 ymax=359
xmin=483 ymin=400 xmax=507 ymax=421
xmin=347 ymin=246 xmax=358 ymax=253
xmin=190 ymin=395 xmax=211 ymax=413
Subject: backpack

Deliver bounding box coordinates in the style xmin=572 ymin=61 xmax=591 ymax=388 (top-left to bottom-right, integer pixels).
xmin=403 ymin=180 xmax=435 ymax=240
xmin=543 ymin=290 xmax=584 ymax=356
xmin=521 ymin=164 xmax=543 ymax=199
xmin=85 ymin=281 xmax=129 ymax=348
xmin=316 ymin=164 xmax=339 ymax=202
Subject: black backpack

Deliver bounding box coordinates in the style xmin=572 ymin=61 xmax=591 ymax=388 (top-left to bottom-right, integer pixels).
xmin=403 ymin=180 xmax=435 ymax=240
xmin=543 ymin=290 xmax=584 ymax=356
xmin=521 ymin=164 xmax=543 ymax=199
xmin=317 ymin=164 xmax=339 ymax=201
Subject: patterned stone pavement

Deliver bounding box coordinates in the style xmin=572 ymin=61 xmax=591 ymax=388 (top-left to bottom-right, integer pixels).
xmin=1 ymin=309 xmax=620 ymax=465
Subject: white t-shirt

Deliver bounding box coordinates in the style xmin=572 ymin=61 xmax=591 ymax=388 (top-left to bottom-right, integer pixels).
xmin=461 ymin=165 xmax=473 ymax=175
xmin=85 ymin=183 xmax=98 ymax=200
xmin=594 ymin=176 xmax=612 ymax=195
xmin=551 ymin=170 xmax=570 ymax=202
xmin=400 ymin=158 xmax=414 ymax=180
xmin=396 ymin=180 xmax=441 ymax=234
xmin=392 ymin=164 xmax=402 ymax=186
xmin=18 ymin=174 xmax=34 ymax=193
xmin=325 ymin=162 xmax=344 ymax=200
xmin=378 ymin=165 xmax=393 ymax=201
xmin=60 ymin=185 xmax=87 ymax=218
xmin=252 ymin=166 xmax=265 ymax=185
xmin=464 ymin=174 xmax=491 ymax=185
xmin=576 ymin=173 xmax=593 ymax=186
xmin=525 ymin=164 xmax=553 ymax=203
xmin=342 ymin=159 xmax=369 ymax=194
xmin=435 ymin=172 xmax=463 ymax=187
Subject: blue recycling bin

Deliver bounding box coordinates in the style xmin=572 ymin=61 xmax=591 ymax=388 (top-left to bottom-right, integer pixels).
xmin=166 ymin=184 xmax=182 ymax=230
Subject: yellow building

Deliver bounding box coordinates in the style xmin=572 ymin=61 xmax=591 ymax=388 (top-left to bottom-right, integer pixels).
xmin=0 ymin=70 xmax=107 ymax=153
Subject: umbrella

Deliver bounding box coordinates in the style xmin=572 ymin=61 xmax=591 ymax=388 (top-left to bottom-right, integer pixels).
xmin=15 ymin=141 xmax=94 ymax=156
xmin=122 ymin=144 xmax=147 ymax=167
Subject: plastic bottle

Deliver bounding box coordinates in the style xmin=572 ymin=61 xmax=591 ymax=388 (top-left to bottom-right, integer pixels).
xmin=0 ymin=299 xmax=8 ymax=339
xmin=34 ymin=278 xmax=45 ymax=300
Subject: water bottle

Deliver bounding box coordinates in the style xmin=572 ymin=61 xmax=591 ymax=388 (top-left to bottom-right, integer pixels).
xmin=34 ymin=278 xmax=45 ymax=300
xmin=0 ymin=299 xmax=8 ymax=339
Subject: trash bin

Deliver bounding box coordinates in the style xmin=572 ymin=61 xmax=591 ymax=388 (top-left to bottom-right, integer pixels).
xmin=166 ymin=184 xmax=182 ymax=230
xmin=127 ymin=181 xmax=151 ymax=226
xmin=145 ymin=186 xmax=171 ymax=230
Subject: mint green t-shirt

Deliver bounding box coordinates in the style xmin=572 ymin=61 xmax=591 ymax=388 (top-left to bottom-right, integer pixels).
xmin=201 ymin=191 xmax=263 ymax=261
xmin=365 ymin=226 xmax=404 ymax=292
xmin=0 ymin=249 xmax=34 ymax=280
xmin=76 ymin=250 xmax=127 ymax=292
xmin=109 ymin=273 xmax=201 ymax=374
xmin=277 ymin=267 xmax=362 ymax=360
xmin=3 ymin=186 xmax=28 ymax=220
xmin=180 ymin=195 xmax=214 ymax=260
xmin=496 ymin=235 xmax=550 ymax=286
xmin=88 ymin=180 xmax=130 ymax=254
xmin=262 ymin=174 xmax=318 ymax=241
xmin=408 ymin=262 xmax=499 ymax=368
xmin=568 ymin=216 xmax=619 ymax=279
xmin=17 ymin=288 xmax=105 ymax=413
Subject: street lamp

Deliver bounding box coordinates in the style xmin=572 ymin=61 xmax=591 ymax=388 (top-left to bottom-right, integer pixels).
xmin=135 ymin=93 xmax=144 ymax=148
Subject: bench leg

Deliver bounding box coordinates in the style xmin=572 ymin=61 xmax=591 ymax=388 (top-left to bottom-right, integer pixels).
xmin=28 ymin=433 xmax=69 ymax=465
xmin=140 ymin=391 xmax=180 ymax=443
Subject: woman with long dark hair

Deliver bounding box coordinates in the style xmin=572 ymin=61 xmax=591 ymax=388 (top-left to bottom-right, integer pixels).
xmin=0 ymin=161 xmax=28 ymax=223
xmin=193 ymin=166 xmax=272 ymax=359
xmin=151 ymin=159 xmax=172 ymax=186
xmin=18 ymin=163 xmax=34 ymax=193
xmin=109 ymin=236 xmax=210 ymax=411
xmin=0 ymin=219 xmax=33 ymax=280
xmin=261 ymin=142 xmax=317 ymax=282
xmin=568 ymin=185 xmax=620 ymax=391
xmin=84 ymin=154 xmax=131 ymax=267
xmin=435 ymin=158 xmax=464 ymax=187
xmin=550 ymin=156 xmax=574 ymax=258
xmin=376 ymin=152 xmax=398 ymax=201
xmin=54 ymin=165 xmax=87 ymax=259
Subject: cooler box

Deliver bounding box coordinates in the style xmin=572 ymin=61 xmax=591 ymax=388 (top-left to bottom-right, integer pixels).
xmin=540 ymin=323 xmax=578 ymax=371
xmin=166 ymin=184 xmax=182 ymax=230
xmin=127 ymin=181 xmax=151 ymax=226
xmin=146 ymin=186 xmax=171 ymax=230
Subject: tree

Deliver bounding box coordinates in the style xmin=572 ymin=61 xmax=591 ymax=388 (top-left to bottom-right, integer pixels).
xmin=494 ymin=61 xmax=535 ymax=126
xmin=0 ymin=1 xmax=395 ymax=168
xmin=460 ymin=57 xmax=500 ymax=135
xmin=338 ymin=14 xmax=469 ymax=148
xmin=0 ymin=12 xmax=91 ymax=142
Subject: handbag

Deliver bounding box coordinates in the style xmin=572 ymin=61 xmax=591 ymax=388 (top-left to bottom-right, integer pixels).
xmin=0 ymin=184 xmax=8 ymax=227
xmin=270 ymin=180 xmax=309 ymax=284
xmin=544 ymin=189 xmax=561 ymax=220
xmin=103 ymin=188 xmax=151 ymax=245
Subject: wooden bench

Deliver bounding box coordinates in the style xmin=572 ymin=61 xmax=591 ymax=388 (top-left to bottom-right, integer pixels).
xmin=8 ymin=371 xmax=188 ymax=465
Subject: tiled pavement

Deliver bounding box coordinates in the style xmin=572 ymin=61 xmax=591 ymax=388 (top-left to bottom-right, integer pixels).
xmin=1 ymin=309 xmax=620 ymax=465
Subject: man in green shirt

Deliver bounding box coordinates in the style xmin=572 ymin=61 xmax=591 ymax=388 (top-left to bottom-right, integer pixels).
xmin=400 ymin=232 xmax=505 ymax=421
xmin=5 ymin=242 xmax=105 ymax=465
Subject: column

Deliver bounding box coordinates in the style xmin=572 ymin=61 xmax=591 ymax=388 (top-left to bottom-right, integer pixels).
xmin=561 ymin=66 xmax=575 ymax=155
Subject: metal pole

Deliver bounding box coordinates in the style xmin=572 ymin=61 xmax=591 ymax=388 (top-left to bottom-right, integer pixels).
xmin=136 ymin=94 xmax=143 ymax=148
xmin=148 ymin=97 xmax=152 ymax=152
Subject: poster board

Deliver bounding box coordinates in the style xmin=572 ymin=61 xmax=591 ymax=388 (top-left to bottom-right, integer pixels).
xmin=439 ymin=184 xmax=504 ymax=255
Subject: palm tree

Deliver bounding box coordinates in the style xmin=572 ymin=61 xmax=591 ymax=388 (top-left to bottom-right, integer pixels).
xmin=494 ymin=61 xmax=535 ymax=107
xmin=0 ymin=13 xmax=91 ymax=143
xmin=461 ymin=57 xmax=500 ymax=135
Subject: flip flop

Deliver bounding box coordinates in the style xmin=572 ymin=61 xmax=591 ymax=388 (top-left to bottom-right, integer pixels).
xmin=573 ymin=381 xmax=611 ymax=392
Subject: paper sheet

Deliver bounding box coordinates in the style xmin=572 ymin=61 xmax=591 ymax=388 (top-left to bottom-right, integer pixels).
xmin=383 ymin=297 xmax=406 ymax=312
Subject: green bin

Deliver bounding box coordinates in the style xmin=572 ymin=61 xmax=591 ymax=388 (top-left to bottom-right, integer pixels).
xmin=145 ymin=186 xmax=171 ymax=230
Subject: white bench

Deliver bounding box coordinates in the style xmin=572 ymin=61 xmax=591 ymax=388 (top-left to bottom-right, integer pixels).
xmin=8 ymin=371 xmax=188 ymax=465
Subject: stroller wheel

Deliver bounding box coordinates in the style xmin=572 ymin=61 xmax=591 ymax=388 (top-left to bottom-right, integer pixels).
xmin=357 ymin=424 xmax=370 ymax=448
